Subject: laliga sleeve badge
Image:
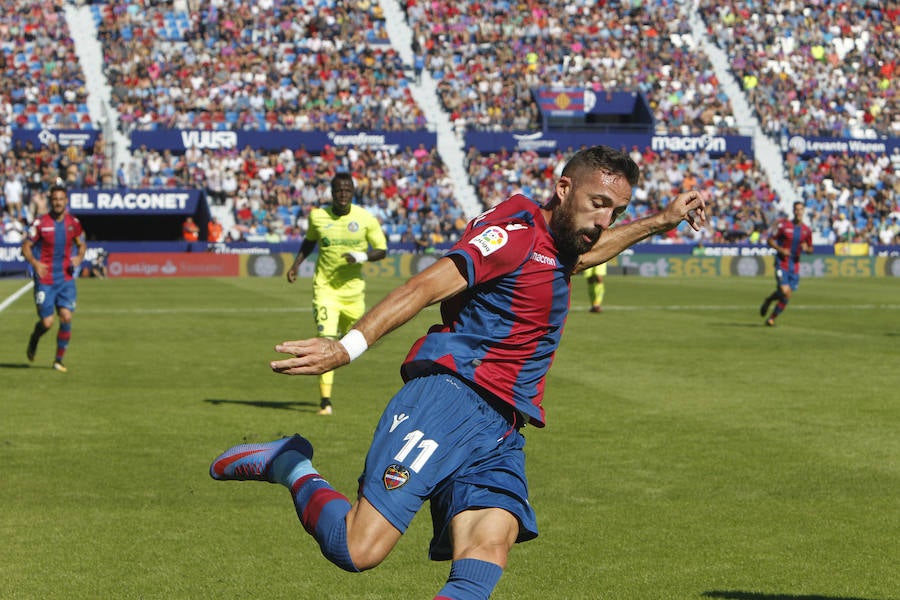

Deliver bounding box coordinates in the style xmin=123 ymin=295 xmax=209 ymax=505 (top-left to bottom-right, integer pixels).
xmin=469 ymin=225 xmax=508 ymax=256
xmin=383 ymin=464 xmax=410 ymax=490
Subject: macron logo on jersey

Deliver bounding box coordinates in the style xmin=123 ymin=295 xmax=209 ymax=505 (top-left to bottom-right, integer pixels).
xmin=469 ymin=226 xmax=508 ymax=256
xmin=530 ymin=251 xmax=556 ymax=266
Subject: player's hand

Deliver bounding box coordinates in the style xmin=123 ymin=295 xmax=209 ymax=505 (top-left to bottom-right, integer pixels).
xmin=270 ymin=337 xmax=350 ymax=375
xmin=286 ymin=267 xmax=298 ymax=283
xmin=667 ymin=189 xmax=707 ymax=232
xmin=33 ymin=263 xmax=48 ymax=278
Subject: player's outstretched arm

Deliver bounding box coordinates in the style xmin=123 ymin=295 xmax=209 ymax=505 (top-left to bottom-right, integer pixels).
xmin=271 ymin=256 xmax=468 ymax=375
xmin=574 ymin=190 xmax=706 ymax=273
xmin=287 ymin=239 xmax=317 ymax=283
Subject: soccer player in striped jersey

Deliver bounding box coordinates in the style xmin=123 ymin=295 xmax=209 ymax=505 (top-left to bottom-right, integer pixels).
xmin=22 ymin=184 xmax=86 ymax=372
xmin=760 ymin=201 xmax=813 ymax=326
xmin=211 ymin=146 xmax=707 ymax=599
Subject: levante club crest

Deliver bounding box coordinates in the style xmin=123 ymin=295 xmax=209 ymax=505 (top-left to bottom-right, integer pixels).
xmin=383 ymin=464 xmax=410 ymax=490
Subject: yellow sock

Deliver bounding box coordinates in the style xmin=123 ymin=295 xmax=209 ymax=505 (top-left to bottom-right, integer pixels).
xmin=319 ymin=370 xmax=333 ymax=401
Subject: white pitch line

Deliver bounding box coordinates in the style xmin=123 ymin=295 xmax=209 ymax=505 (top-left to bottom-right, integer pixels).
xmin=2 ymin=294 xmax=896 ymax=316
xmin=0 ymin=281 xmax=33 ymax=313
xmin=12 ymin=303 xmax=892 ymax=315
xmin=601 ymin=304 xmax=900 ymax=311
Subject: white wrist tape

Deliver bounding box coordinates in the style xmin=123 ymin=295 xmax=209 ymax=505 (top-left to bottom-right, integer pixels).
xmin=347 ymin=251 xmax=368 ymax=263
xmin=339 ymin=329 xmax=368 ymax=362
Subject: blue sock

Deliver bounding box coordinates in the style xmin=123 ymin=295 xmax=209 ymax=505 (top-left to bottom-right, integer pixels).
xmin=434 ymin=558 xmax=503 ymax=600
xmin=270 ymin=450 xmax=315 ymax=487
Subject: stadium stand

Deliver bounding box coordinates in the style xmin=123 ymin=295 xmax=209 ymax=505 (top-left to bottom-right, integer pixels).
xmin=1 ymin=1 xmax=92 ymax=130
xmin=698 ymin=0 xmax=899 ymax=140
xmin=697 ymin=0 xmax=899 ymax=244
xmin=465 ymin=145 xmax=780 ymax=244
xmin=405 ymin=0 xmax=739 ymax=135
xmin=124 ymin=143 xmax=467 ymax=245
xmin=92 ymin=0 xmax=425 ymax=134
xmin=1 ymin=0 xmax=897 ymax=250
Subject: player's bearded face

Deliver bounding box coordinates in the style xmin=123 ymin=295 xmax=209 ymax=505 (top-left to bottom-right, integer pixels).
xmin=49 ymin=191 xmax=68 ymax=218
xmin=551 ymin=197 xmax=602 ymax=257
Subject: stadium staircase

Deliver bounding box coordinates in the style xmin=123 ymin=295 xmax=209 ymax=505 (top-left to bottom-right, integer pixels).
xmin=63 ymin=3 xmax=132 ymax=176
xmin=378 ymin=0 xmax=484 ymax=219
xmin=688 ymin=8 xmax=799 ymax=213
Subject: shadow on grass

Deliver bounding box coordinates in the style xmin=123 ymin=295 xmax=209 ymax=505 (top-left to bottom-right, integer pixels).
xmin=0 ymin=362 xmax=40 ymax=369
xmin=205 ymin=398 xmax=318 ymax=411
xmin=702 ymin=591 xmax=883 ymax=600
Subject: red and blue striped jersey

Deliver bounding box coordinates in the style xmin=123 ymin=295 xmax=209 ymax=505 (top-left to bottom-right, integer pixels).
xmin=401 ymin=194 xmax=573 ymax=427
xmin=27 ymin=212 xmax=84 ymax=285
xmin=772 ymin=218 xmax=812 ymax=274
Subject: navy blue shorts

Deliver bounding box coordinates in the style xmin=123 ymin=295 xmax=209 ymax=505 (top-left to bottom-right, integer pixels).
xmin=358 ymin=373 xmax=538 ymax=561
xmin=775 ymin=267 xmax=800 ymax=291
xmin=34 ymin=280 xmax=77 ymax=319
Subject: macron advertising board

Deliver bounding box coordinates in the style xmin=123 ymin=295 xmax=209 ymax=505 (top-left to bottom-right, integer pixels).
xmin=463 ymin=131 xmax=754 ymax=157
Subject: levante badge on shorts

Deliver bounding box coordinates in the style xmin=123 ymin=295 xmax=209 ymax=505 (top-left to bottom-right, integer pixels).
xmin=383 ymin=464 xmax=410 ymax=490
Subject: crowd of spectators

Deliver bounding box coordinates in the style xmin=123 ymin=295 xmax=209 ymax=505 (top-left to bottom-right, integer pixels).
xmin=405 ymin=0 xmax=738 ymax=136
xmin=466 ymin=145 xmax=791 ymax=245
xmin=1 ymin=0 xmax=93 ymax=131
xmin=1 ymin=122 xmax=114 ymax=243
xmin=93 ymin=0 xmax=426 ymax=134
xmin=2 ymin=0 xmax=899 ymax=249
xmin=467 ymin=144 xmax=899 ymax=246
xmin=784 ymin=150 xmax=899 ymax=245
xmin=699 ymin=0 xmax=899 ymax=140
xmin=115 ymin=141 xmax=468 ymax=248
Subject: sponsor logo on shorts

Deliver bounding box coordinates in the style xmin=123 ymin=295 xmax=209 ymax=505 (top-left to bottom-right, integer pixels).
xmin=469 ymin=226 xmax=508 ymax=256
xmin=383 ymin=464 xmax=410 ymax=490
xmin=390 ymin=413 xmax=409 ymax=432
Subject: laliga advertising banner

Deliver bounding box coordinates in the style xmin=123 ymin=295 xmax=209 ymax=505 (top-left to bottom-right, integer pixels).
xmin=107 ymin=253 xmax=239 ymax=278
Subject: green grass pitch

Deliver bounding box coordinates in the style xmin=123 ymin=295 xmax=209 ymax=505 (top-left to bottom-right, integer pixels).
xmin=1 ymin=275 xmax=898 ymax=599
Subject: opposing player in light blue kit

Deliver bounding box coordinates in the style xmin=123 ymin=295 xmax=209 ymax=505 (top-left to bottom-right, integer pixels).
xmin=211 ymin=146 xmax=707 ymax=599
